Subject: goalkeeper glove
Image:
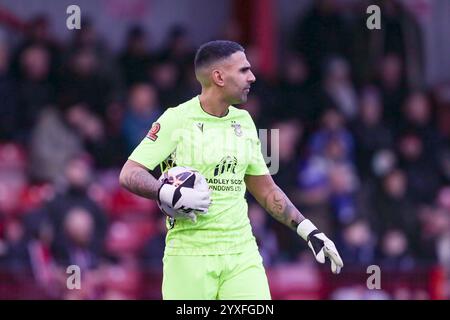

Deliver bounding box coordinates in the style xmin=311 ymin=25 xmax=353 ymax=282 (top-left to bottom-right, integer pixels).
xmin=297 ymin=219 xmax=344 ymax=274
xmin=158 ymin=183 xmax=211 ymax=222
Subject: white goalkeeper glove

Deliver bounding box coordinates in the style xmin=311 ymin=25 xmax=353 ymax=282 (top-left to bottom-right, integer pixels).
xmin=158 ymin=183 xmax=211 ymax=222
xmin=297 ymin=219 xmax=344 ymax=274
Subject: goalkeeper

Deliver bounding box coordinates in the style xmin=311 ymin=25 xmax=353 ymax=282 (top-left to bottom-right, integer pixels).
xmin=119 ymin=40 xmax=343 ymax=299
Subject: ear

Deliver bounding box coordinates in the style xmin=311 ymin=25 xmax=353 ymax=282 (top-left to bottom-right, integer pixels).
xmin=212 ymin=69 xmax=225 ymax=87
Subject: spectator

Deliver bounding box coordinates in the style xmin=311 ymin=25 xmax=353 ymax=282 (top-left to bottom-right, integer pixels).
xmin=337 ymin=219 xmax=376 ymax=267
xmin=272 ymin=119 xmax=303 ymax=193
xmin=418 ymin=204 xmax=448 ymax=267
xmin=376 ymin=53 xmax=408 ymax=125
xmin=0 ymin=218 xmax=31 ymax=274
xmin=328 ymin=162 xmax=359 ymax=226
xmin=397 ymin=132 xmax=442 ymax=204
xmin=309 ymin=108 xmax=354 ymax=162
xmin=65 ymin=103 xmax=124 ymax=168
xmin=67 ymin=17 xmax=113 ymax=74
xmin=29 ymin=107 xmax=83 ymax=183
xmin=351 ymin=86 xmax=394 ymax=178
xmin=121 ymin=83 xmax=162 ymax=152
xmin=105 ymin=220 xmax=146 ymax=265
xmin=67 ymin=18 xmax=123 ymax=104
xmin=56 ymin=207 xmax=99 ymax=270
xmin=399 ymin=91 xmax=443 ymax=157
xmin=276 ymin=52 xmax=313 ymax=122
xmin=291 ymin=0 xmax=351 ymax=82
xmin=15 ymin=44 xmax=55 ymax=140
xmin=0 ymin=143 xmax=29 ymax=216
xmin=371 ymin=169 xmax=419 ymax=252
xmin=118 ymin=25 xmax=153 ymax=87
xmin=296 ymin=156 xmax=333 ymax=239
xmin=23 ymin=207 xmax=59 ymax=292
xmin=10 ymin=14 xmax=62 ymax=83
xmin=149 ymin=57 xmax=180 ymax=108
xmin=58 ymin=48 xmax=115 ymax=117
xmin=372 ymin=0 xmax=424 ymax=89
xmin=175 ymin=62 xmax=201 ymax=105
xmin=0 ymin=39 xmax=17 ymax=141
xmin=377 ymin=229 xmax=415 ymax=271
xmin=45 ymin=155 xmax=108 ymax=269
xmin=320 ymin=56 xmax=358 ymax=120
xmin=159 ymin=25 xmax=194 ymax=69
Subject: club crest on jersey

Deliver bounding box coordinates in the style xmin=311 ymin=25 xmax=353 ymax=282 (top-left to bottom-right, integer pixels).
xmin=147 ymin=122 xmax=161 ymax=141
xmin=231 ymin=121 xmax=242 ymax=137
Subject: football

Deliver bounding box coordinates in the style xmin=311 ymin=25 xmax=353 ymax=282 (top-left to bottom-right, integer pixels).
xmin=157 ymin=166 xmax=209 ymax=218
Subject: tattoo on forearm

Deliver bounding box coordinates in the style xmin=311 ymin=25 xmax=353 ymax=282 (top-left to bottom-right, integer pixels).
xmin=123 ymin=168 xmax=161 ymax=200
xmin=271 ymin=191 xmax=285 ymax=213
xmin=263 ymin=187 xmax=304 ymax=230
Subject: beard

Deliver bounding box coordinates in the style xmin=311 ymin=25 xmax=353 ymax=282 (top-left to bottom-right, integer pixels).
xmin=229 ymin=91 xmax=248 ymax=105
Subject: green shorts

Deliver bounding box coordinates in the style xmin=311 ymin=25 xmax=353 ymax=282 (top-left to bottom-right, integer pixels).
xmin=162 ymin=247 xmax=271 ymax=300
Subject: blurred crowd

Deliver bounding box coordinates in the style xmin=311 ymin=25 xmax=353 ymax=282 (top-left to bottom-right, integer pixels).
xmin=1 ymin=0 xmax=450 ymax=299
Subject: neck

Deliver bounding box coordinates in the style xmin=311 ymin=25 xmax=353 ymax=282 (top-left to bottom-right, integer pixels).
xmin=199 ymin=88 xmax=230 ymax=117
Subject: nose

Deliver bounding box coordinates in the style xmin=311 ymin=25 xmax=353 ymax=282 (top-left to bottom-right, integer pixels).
xmin=248 ymin=71 xmax=256 ymax=83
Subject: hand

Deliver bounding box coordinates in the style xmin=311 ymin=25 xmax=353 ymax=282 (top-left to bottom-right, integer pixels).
xmin=297 ymin=219 xmax=344 ymax=274
xmin=158 ymin=183 xmax=211 ymax=222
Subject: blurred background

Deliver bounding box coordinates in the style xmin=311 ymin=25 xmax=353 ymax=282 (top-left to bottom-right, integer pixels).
xmin=1 ymin=0 xmax=450 ymax=300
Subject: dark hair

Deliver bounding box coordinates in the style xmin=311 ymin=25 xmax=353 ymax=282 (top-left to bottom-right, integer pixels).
xmin=194 ymin=40 xmax=244 ymax=70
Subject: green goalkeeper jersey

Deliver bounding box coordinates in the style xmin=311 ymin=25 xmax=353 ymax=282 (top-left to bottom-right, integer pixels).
xmin=129 ymin=96 xmax=269 ymax=255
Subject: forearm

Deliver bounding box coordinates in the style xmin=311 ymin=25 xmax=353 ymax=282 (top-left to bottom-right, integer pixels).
xmin=245 ymin=175 xmax=343 ymax=273
xmin=119 ymin=161 xmax=162 ymax=200
xmin=260 ymin=186 xmax=305 ymax=231
xmin=263 ymin=187 xmax=344 ymax=274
